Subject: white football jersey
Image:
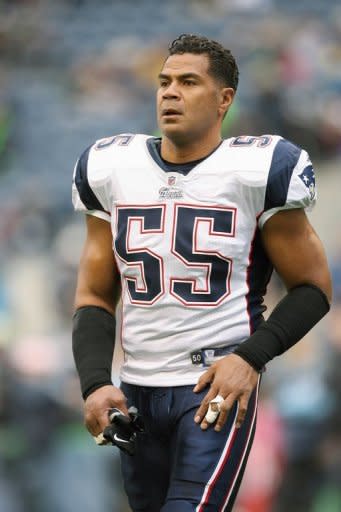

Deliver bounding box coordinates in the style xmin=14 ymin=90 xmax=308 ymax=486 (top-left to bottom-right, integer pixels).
xmin=72 ymin=133 xmax=316 ymax=386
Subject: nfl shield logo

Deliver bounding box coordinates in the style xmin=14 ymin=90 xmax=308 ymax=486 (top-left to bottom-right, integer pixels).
xmin=168 ymin=176 xmax=176 ymax=186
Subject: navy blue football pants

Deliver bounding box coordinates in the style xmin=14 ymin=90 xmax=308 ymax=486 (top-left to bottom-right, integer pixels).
xmin=120 ymin=378 xmax=260 ymax=512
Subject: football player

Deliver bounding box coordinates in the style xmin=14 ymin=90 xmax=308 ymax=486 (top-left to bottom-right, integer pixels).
xmin=72 ymin=34 xmax=332 ymax=511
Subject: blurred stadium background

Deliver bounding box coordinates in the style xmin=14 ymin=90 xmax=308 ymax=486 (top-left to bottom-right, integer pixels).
xmin=0 ymin=1 xmax=340 ymax=511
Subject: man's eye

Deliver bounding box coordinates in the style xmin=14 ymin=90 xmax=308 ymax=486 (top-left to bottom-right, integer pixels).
xmin=160 ymin=81 xmax=168 ymax=87
xmin=184 ymin=80 xmax=195 ymax=86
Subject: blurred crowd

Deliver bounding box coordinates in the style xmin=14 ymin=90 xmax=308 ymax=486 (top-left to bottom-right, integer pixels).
xmin=0 ymin=0 xmax=340 ymax=511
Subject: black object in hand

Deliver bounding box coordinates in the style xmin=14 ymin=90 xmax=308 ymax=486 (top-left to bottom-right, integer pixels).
xmin=103 ymin=406 xmax=144 ymax=456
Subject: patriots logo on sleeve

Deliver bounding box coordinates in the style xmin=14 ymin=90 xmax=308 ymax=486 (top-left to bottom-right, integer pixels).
xmin=298 ymin=165 xmax=316 ymax=200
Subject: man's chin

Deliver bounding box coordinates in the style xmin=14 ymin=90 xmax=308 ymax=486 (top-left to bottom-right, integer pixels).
xmin=160 ymin=122 xmax=187 ymax=141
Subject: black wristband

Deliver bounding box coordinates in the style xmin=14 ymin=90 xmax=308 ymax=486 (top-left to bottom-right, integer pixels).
xmin=234 ymin=284 xmax=330 ymax=372
xmin=72 ymin=305 xmax=116 ymax=400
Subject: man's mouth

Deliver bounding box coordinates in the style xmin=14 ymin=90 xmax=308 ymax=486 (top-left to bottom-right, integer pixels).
xmin=162 ymin=108 xmax=182 ymax=117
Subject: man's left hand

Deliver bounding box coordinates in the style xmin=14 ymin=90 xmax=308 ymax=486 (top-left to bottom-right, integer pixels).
xmin=193 ymin=354 xmax=259 ymax=431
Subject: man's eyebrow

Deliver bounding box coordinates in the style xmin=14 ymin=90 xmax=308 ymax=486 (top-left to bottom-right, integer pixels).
xmin=158 ymin=72 xmax=201 ymax=80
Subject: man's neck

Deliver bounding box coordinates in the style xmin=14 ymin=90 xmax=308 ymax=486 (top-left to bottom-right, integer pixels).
xmin=160 ymin=134 xmax=222 ymax=163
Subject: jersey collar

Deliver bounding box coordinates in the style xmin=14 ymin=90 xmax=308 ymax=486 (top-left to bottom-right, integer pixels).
xmin=146 ymin=137 xmax=223 ymax=176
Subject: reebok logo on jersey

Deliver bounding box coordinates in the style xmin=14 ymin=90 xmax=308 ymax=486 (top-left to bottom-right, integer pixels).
xmin=298 ymin=165 xmax=316 ymax=200
xmin=159 ymin=175 xmax=183 ymax=199
xmin=159 ymin=186 xmax=183 ymax=200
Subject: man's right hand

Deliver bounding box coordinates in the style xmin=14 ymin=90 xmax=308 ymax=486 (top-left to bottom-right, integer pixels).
xmin=84 ymin=385 xmax=129 ymax=436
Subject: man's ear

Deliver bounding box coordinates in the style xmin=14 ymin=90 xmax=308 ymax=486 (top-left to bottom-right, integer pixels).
xmin=219 ymin=87 xmax=235 ymax=117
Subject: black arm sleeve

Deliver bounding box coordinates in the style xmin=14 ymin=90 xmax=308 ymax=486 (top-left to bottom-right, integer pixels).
xmin=72 ymin=305 xmax=116 ymax=400
xmin=234 ymin=284 xmax=330 ymax=371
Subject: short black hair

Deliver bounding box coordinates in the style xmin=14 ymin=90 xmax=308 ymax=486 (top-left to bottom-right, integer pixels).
xmin=168 ymin=34 xmax=239 ymax=91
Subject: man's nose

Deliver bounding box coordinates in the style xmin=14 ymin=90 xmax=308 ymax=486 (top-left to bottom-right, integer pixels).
xmin=162 ymin=82 xmax=180 ymax=99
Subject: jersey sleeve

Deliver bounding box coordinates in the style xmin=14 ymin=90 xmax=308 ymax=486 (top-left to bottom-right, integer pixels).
xmin=72 ymin=144 xmax=112 ymax=223
xmin=258 ymin=138 xmax=317 ymax=229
